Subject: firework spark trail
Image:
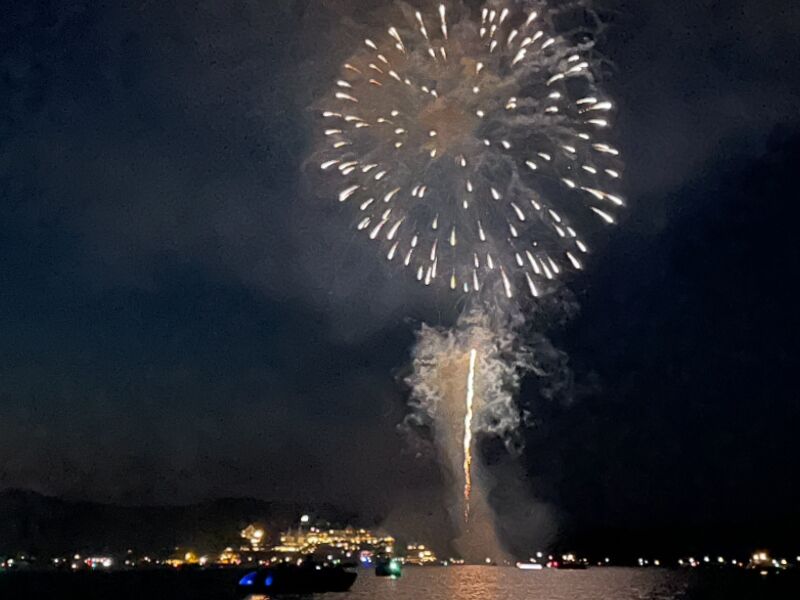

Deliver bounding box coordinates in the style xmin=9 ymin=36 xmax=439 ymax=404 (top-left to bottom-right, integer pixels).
xmin=463 ymin=347 xmax=477 ymax=522
xmin=405 ymin=310 xmax=531 ymax=530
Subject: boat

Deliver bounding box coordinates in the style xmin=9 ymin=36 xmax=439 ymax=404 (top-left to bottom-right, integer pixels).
xmin=548 ymin=556 xmax=588 ymax=570
xmin=516 ymin=562 xmax=544 ymax=570
xmin=237 ymin=561 xmax=357 ymax=596
xmin=551 ymin=561 xmax=587 ymax=570
xmin=375 ymin=558 xmax=403 ymax=577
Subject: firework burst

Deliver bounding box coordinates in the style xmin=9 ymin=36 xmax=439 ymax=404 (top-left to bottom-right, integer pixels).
xmin=316 ymin=0 xmax=623 ymax=301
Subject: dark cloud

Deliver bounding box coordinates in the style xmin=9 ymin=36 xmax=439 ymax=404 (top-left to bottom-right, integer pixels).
xmin=1 ymin=0 xmax=799 ymax=551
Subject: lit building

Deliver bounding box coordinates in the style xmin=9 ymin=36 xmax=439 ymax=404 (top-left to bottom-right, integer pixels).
xmin=218 ymin=547 xmax=242 ymax=566
xmin=164 ymin=551 xmax=200 ymax=568
xmin=241 ymin=524 xmax=267 ymax=551
xmin=747 ymin=550 xmax=788 ymax=572
xmin=403 ymin=544 xmax=437 ymax=565
xmin=269 ymin=521 xmax=395 ymax=562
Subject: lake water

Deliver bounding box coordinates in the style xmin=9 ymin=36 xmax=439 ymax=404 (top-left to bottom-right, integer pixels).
xmin=2 ymin=566 xmax=798 ymax=599
xmin=318 ymin=566 xmax=797 ymax=600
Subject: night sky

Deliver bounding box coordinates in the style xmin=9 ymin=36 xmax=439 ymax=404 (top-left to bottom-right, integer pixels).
xmin=2 ymin=0 xmax=799 ymax=552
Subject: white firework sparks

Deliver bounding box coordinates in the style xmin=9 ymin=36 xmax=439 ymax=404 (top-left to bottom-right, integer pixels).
xmin=316 ymin=0 xmax=624 ymax=300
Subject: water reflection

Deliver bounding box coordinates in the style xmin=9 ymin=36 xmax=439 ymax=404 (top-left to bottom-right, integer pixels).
xmin=334 ymin=567 xmax=691 ymax=600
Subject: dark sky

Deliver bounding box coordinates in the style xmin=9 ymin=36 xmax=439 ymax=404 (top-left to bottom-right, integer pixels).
xmin=2 ymin=0 xmax=799 ymax=551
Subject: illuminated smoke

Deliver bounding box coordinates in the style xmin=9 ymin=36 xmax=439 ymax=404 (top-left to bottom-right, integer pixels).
xmin=405 ymin=307 xmax=532 ymax=555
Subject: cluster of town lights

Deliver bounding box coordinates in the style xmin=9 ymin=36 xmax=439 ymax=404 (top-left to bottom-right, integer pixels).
xmin=3 ymin=514 xmax=799 ymax=574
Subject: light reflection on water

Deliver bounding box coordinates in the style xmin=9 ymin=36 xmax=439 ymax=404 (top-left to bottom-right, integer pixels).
xmin=323 ymin=567 xmax=690 ymax=600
